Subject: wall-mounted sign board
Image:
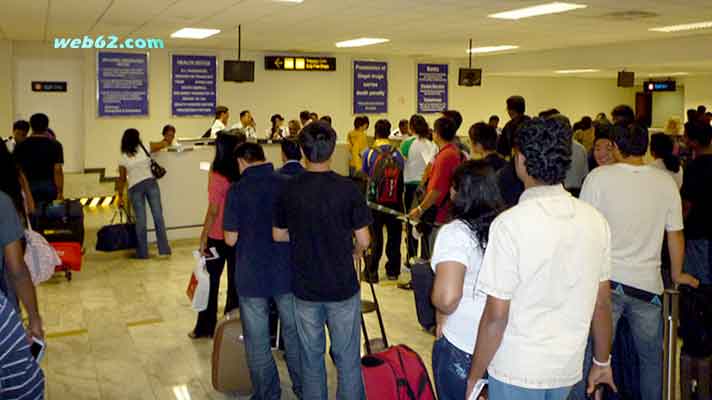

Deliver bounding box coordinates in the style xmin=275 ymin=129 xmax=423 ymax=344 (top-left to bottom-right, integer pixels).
xmin=265 ymin=56 xmax=336 ymax=71
xmin=32 ymin=81 xmax=67 ymax=92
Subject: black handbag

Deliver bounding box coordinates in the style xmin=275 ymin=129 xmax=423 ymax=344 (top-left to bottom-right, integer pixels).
xmin=95 ymin=208 xmax=137 ymax=252
xmin=139 ymin=142 xmax=166 ymax=179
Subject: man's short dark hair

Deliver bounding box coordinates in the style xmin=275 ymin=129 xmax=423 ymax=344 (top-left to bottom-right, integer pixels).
xmin=517 ymin=117 xmax=572 ymax=185
xmin=299 ymin=121 xmax=337 ymax=163
xmin=320 ymin=115 xmax=332 ymax=125
xmin=441 ymin=110 xmax=463 ymax=131
xmin=611 ymin=105 xmax=635 ymax=126
xmin=507 ymin=96 xmax=526 ymax=115
xmin=580 ymin=116 xmax=593 ymax=130
xmin=469 ymin=122 xmax=497 ymax=151
xmin=13 ymin=120 xmax=30 ymax=133
xmin=354 ymin=116 xmax=370 ymax=129
xmin=162 ymin=124 xmax=175 ymax=136
xmin=488 ymin=115 xmax=500 ymax=123
xmin=310 ymin=112 xmax=319 ymax=120
xmin=374 ymin=119 xmax=391 ymax=139
xmin=398 ymin=119 xmax=409 ymax=130
xmin=281 ymin=138 xmax=302 ymax=161
xmin=538 ymin=108 xmax=560 ymax=118
xmin=29 ymin=113 xmax=49 ymax=132
xmin=434 ymin=117 xmax=457 ymax=142
xmin=215 ymin=106 xmax=228 ymax=119
xmin=299 ymin=110 xmax=311 ymax=122
xmin=686 ymin=122 xmax=712 ymax=147
xmin=239 ymin=110 xmax=250 ymax=118
xmin=234 ymin=142 xmax=266 ymax=163
xmin=697 ymin=105 xmax=707 ymax=115
xmin=611 ymin=123 xmax=649 ymax=157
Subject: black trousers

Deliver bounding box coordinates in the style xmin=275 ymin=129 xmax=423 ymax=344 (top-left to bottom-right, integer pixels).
xmin=366 ymin=209 xmax=403 ymax=279
xmin=193 ymin=237 xmax=239 ymax=336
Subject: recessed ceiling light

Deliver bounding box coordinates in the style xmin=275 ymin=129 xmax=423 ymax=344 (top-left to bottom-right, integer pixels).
xmin=555 ymin=69 xmax=600 ymax=74
xmin=335 ymin=38 xmax=389 ymax=48
xmin=648 ymin=72 xmax=689 ymax=77
xmin=170 ymin=28 xmax=220 ymax=39
xmin=467 ymin=45 xmax=519 ymax=54
xmin=489 ymin=2 xmax=587 ymax=20
xmin=650 ymin=21 xmax=712 ymax=33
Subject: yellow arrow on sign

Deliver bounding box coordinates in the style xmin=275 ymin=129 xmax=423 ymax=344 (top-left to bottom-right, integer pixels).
xmin=274 ymin=58 xmax=283 ymax=68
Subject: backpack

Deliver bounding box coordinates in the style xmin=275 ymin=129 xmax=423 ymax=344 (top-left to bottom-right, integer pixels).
xmin=361 ymin=344 xmax=436 ymax=400
xmin=367 ymin=146 xmax=403 ymax=206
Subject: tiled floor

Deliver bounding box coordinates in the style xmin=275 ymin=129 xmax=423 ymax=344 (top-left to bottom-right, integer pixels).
xmin=38 ymin=209 xmax=435 ymax=400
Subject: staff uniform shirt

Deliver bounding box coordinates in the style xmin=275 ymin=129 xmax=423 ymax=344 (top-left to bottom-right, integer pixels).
xmin=431 ymin=220 xmax=487 ymax=354
xmin=580 ymin=164 xmax=683 ymax=294
xmin=223 ymin=163 xmax=291 ymax=298
xmin=209 ymin=119 xmax=226 ymax=137
xmin=477 ymin=185 xmax=611 ymax=389
xmin=231 ymin=122 xmax=257 ymax=139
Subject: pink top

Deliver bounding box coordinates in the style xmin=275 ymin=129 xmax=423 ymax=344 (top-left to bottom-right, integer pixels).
xmin=208 ymin=172 xmax=231 ymax=240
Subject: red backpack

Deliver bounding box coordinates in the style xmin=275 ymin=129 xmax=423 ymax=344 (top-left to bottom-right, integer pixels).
xmin=367 ymin=146 xmax=403 ymax=206
xmin=361 ymin=345 xmax=436 ymax=400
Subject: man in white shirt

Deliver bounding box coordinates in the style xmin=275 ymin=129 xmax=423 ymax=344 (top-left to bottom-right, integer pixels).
xmin=389 ymin=119 xmax=410 ymax=139
xmin=207 ymin=106 xmax=229 ymax=137
xmin=466 ymin=117 xmax=615 ymax=400
xmin=575 ymin=123 xmax=699 ymax=400
xmin=231 ymin=110 xmax=257 ymax=139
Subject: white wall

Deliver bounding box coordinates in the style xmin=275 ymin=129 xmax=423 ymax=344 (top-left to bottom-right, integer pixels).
xmin=0 ymin=41 xmax=646 ymax=174
xmin=0 ymin=40 xmax=13 ymax=137
xmin=682 ymin=76 xmax=712 ymax=119
xmin=651 ymin=90 xmax=685 ymax=129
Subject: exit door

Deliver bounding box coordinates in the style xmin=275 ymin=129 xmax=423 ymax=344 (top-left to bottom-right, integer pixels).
xmin=635 ymin=92 xmax=653 ymax=128
xmin=13 ymin=58 xmax=84 ymax=172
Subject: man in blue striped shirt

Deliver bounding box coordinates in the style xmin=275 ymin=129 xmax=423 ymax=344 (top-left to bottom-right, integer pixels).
xmin=0 ymin=191 xmax=45 ymax=399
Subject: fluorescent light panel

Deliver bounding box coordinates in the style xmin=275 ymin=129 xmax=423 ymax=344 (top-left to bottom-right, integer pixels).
xmin=489 ymin=2 xmax=587 ymax=20
xmin=555 ymin=69 xmax=600 ymax=74
xmin=335 ymin=38 xmax=389 ymax=48
xmin=650 ymin=21 xmax=712 ymax=32
xmin=170 ymin=28 xmax=220 ymax=39
xmin=467 ymin=45 xmax=519 ymax=54
xmin=648 ymin=72 xmax=689 ymax=77
xmin=273 ymin=0 xmax=303 ymax=2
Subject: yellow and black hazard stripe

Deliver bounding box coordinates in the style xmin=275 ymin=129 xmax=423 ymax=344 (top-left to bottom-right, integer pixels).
xmin=76 ymin=195 xmax=117 ymax=208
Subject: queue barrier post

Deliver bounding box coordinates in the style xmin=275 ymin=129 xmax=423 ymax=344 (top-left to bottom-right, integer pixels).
xmin=662 ymin=288 xmax=679 ymax=400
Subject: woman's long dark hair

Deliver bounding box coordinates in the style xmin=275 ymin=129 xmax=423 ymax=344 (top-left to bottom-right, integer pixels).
xmin=121 ymin=128 xmax=141 ymax=156
xmin=409 ymin=114 xmax=430 ymax=139
xmin=650 ymin=133 xmax=680 ymax=173
xmin=212 ymin=132 xmax=246 ymax=182
xmin=271 ymin=114 xmax=283 ymax=136
xmin=0 ymin=142 xmax=26 ymax=219
xmin=450 ymin=160 xmax=504 ymax=251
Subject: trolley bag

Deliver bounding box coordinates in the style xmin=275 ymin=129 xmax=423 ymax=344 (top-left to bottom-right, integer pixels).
xmin=32 ymin=200 xmax=85 ymax=244
xmin=410 ymin=260 xmax=435 ymax=331
xmin=212 ymin=310 xmax=252 ymax=395
xmin=361 ymin=344 xmax=435 ymax=400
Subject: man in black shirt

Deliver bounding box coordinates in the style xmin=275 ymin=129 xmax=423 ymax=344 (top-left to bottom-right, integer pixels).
xmin=497 ymin=95 xmax=530 ymax=158
xmin=468 ymin=122 xmax=506 ymax=172
xmin=13 ymin=113 xmax=64 ymax=203
xmin=681 ymin=122 xmax=712 ymax=284
xmin=273 ymin=121 xmax=372 ymax=400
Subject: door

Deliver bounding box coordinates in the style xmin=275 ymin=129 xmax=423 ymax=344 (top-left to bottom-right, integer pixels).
xmin=14 ymin=58 xmax=84 ymax=172
xmin=635 ymin=92 xmax=653 ymax=128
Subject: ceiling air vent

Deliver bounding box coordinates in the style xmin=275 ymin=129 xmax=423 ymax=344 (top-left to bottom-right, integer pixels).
xmin=600 ymin=10 xmax=659 ymax=21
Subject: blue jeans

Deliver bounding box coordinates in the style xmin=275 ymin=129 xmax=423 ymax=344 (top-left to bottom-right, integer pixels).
xmin=128 ymin=178 xmax=170 ymax=258
xmin=490 ymin=376 xmax=571 ymax=400
xmin=295 ymin=292 xmax=364 ymax=400
xmin=240 ymin=294 xmax=302 ymax=400
xmin=569 ymin=291 xmax=662 ymax=400
xmin=432 ymin=336 xmax=472 ymax=400
xmin=685 ymin=239 xmax=712 ymax=285
xmin=29 ymin=179 xmax=57 ymax=204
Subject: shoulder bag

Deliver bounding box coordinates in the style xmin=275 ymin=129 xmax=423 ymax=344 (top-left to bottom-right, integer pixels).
xmin=139 ymin=142 xmax=167 ymax=179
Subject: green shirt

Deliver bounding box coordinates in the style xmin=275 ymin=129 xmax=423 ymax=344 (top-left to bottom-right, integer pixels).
xmin=400 ymin=136 xmax=417 ymax=159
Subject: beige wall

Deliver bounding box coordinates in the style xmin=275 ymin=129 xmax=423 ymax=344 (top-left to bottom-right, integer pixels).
xmin=0 ymin=40 xmax=13 ymax=136
xmin=682 ymin=76 xmax=712 ymax=119
xmin=15 ymin=40 xmax=712 ymax=175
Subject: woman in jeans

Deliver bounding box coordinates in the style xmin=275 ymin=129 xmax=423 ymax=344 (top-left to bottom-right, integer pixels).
xmin=189 ymin=131 xmax=245 ymax=339
xmin=430 ymin=160 xmax=503 ymax=400
xmin=117 ymin=128 xmax=171 ymax=259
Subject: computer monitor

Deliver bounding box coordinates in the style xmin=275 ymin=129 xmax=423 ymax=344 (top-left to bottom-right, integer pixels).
xmin=618 ymin=71 xmax=635 ymax=87
xmin=224 ymin=60 xmax=255 ymax=82
xmin=458 ymin=68 xmax=482 ymax=87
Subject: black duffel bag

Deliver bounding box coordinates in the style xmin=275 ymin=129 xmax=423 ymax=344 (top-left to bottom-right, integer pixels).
xmin=96 ymin=208 xmax=137 ymax=252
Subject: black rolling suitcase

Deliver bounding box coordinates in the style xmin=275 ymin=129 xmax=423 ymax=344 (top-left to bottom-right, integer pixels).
xmin=32 ymin=200 xmax=85 ymax=245
xmin=410 ymin=259 xmax=435 ymax=332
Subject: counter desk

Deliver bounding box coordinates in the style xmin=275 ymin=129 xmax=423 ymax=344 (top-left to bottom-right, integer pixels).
xmin=147 ymin=142 xmax=350 ymax=241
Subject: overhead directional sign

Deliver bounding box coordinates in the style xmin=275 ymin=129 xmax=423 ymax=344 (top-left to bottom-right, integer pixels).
xmin=265 ymin=56 xmax=336 ymax=71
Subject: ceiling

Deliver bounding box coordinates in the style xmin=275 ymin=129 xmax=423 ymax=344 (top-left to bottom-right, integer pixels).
xmin=1 ymin=0 xmax=712 ymax=75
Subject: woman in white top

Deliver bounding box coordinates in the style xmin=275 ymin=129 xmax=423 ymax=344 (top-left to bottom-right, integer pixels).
xmin=430 ymin=159 xmax=504 ymax=400
xmin=117 ymin=128 xmax=172 ymax=259
xmin=401 ymin=115 xmax=438 ymax=264
xmin=650 ymin=133 xmax=683 ymax=189
xmin=265 ymin=114 xmax=288 ymax=141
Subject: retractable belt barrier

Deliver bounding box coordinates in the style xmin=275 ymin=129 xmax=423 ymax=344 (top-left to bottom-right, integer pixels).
xmin=662 ymin=288 xmax=679 ymax=400
xmin=366 ymin=201 xmax=438 ymax=227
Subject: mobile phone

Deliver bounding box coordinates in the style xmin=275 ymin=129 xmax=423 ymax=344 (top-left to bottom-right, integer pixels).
xmin=30 ymin=337 xmax=45 ymax=363
xmin=469 ymin=379 xmax=488 ymax=400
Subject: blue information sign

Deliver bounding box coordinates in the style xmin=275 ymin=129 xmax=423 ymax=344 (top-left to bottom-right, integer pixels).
xmin=97 ymin=52 xmax=148 ymax=116
xmin=171 ymin=55 xmax=217 ymax=116
xmin=353 ymin=61 xmax=387 ymax=114
xmin=417 ymin=64 xmax=448 ymax=114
